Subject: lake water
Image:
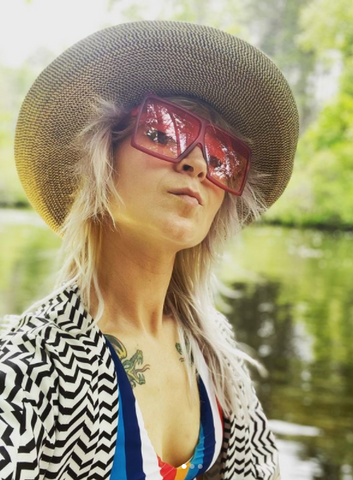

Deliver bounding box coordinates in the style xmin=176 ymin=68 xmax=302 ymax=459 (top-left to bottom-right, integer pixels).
xmin=1 ymin=209 xmax=352 ymax=480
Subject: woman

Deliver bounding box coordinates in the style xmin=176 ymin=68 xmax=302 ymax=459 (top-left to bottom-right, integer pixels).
xmin=0 ymin=21 xmax=298 ymax=480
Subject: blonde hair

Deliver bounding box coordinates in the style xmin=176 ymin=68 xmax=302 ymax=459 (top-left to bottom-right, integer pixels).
xmin=23 ymin=95 xmax=268 ymax=418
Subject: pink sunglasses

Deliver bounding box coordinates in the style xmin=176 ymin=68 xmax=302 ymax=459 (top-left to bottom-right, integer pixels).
xmin=130 ymin=95 xmax=251 ymax=196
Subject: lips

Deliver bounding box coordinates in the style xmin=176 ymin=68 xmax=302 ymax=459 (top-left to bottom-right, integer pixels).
xmin=168 ymin=188 xmax=203 ymax=205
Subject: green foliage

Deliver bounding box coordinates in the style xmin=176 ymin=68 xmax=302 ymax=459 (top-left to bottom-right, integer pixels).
xmin=241 ymin=0 xmax=318 ymax=129
xmin=299 ymin=0 xmax=353 ymax=60
xmin=263 ymin=0 xmax=353 ymax=229
xmin=266 ymin=77 xmax=353 ymax=228
xmin=108 ymin=0 xmax=245 ymax=35
xmin=0 ymin=62 xmax=41 ymax=207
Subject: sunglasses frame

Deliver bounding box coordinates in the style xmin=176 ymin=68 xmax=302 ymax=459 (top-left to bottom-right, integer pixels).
xmin=130 ymin=94 xmax=251 ymax=196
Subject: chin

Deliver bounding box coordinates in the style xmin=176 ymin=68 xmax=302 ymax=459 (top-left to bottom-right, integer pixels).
xmin=153 ymin=213 xmax=209 ymax=248
xmin=173 ymin=232 xmax=207 ymax=251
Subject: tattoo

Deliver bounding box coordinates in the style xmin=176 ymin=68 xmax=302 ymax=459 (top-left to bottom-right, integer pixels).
xmin=175 ymin=342 xmax=185 ymax=362
xmin=105 ymin=334 xmax=150 ymax=389
xmin=175 ymin=342 xmax=194 ymax=366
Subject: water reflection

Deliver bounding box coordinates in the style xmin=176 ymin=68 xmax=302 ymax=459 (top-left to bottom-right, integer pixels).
xmin=217 ymin=226 xmax=353 ymax=480
xmin=1 ymin=210 xmax=353 ymax=479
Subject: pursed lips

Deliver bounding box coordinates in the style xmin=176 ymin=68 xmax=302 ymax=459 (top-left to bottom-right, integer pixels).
xmin=168 ymin=188 xmax=203 ymax=206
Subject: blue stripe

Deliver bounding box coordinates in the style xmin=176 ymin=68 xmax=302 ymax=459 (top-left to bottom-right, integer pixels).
xmin=199 ymin=376 xmax=216 ymax=471
xmin=186 ymin=375 xmax=216 ymax=478
xmin=185 ymin=420 xmax=205 ymax=480
xmin=110 ymin=385 xmax=127 ymax=479
xmin=106 ymin=338 xmax=145 ymax=479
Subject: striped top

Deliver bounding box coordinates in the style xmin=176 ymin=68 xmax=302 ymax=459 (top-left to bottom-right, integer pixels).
xmin=104 ymin=335 xmax=224 ymax=480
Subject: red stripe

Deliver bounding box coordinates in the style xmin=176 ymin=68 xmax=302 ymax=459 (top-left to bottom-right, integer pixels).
xmin=157 ymin=455 xmax=177 ymax=479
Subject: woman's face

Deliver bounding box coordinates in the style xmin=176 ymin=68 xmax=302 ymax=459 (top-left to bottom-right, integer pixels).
xmin=109 ymin=135 xmax=225 ymax=251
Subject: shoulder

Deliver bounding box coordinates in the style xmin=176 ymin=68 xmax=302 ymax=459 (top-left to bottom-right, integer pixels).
xmin=1 ymin=286 xmax=75 ymax=365
xmin=0 ymin=311 xmax=61 ymax=442
xmin=0 ymin=283 xmax=104 ymax=403
xmin=0 ymin=284 xmax=119 ymax=479
xmin=0 ymin=293 xmax=66 ymax=412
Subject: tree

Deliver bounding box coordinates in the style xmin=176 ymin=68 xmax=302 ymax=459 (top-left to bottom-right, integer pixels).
xmin=241 ymin=0 xmax=318 ymax=131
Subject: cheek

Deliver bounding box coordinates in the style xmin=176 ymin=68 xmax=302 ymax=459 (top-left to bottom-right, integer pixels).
xmin=210 ymin=190 xmax=226 ymax=223
xmin=201 ymin=192 xmax=225 ymax=236
xmin=210 ymin=188 xmax=226 ymax=216
xmin=208 ymin=203 xmax=222 ymax=228
xmin=114 ymin=147 xmax=150 ymax=194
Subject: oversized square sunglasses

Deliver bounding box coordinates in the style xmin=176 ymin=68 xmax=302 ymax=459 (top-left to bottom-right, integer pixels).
xmin=130 ymin=95 xmax=251 ymax=196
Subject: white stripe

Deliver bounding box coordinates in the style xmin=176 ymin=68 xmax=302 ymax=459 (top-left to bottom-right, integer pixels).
xmin=134 ymin=399 xmax=165 ymax=480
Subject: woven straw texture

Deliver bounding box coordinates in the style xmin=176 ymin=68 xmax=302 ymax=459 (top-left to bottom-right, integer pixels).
xmin=14 ymin=20 xmax=299 ymax=235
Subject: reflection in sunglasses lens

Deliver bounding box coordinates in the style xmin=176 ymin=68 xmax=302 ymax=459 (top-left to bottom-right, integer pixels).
xmin=137 ymin=101 xmax=201 ymax=159
xmin=205 ymin=128 xmax=246 ymax=191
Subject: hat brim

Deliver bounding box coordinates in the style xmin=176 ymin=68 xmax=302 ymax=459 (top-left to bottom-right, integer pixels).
xmin=15 ymin=20 xmax=299 ymax=235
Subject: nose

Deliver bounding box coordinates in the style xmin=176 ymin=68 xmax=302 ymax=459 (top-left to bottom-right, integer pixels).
xmin=175 ymin=145 xmax=207 ymax=180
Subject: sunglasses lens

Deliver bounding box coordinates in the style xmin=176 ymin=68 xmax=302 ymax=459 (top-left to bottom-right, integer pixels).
xmin=134 ymin=99 xmax=201 ymax=159
xmin=204 ymin=126 xmax=249 ymax=194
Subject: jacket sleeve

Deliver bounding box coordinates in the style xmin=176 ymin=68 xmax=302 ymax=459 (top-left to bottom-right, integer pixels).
xmin=248 ymin=384 xmax=281 ymax=480
xmin=0 ymin=329 xmax=57 ymax=480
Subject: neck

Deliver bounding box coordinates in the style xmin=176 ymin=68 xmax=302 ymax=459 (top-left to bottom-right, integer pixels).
xmin=89 ymin=226 xmax=177 ymax=339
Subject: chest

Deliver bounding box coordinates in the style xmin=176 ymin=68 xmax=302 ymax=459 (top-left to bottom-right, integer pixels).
xmin=105 ymin=332 xmax=201 ymax=468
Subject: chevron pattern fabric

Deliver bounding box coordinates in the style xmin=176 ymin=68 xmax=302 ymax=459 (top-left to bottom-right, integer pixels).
xmin=0 ymin=283 xmax=280 ymax=479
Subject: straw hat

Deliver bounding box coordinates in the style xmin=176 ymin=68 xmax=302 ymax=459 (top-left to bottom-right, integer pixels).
xmin=14 ymin=20 xmax=299 ymax=236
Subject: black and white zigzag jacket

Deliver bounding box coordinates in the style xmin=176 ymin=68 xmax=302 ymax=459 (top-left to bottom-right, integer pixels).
xmin=0 ymin=282 xmax=280 ymax=480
